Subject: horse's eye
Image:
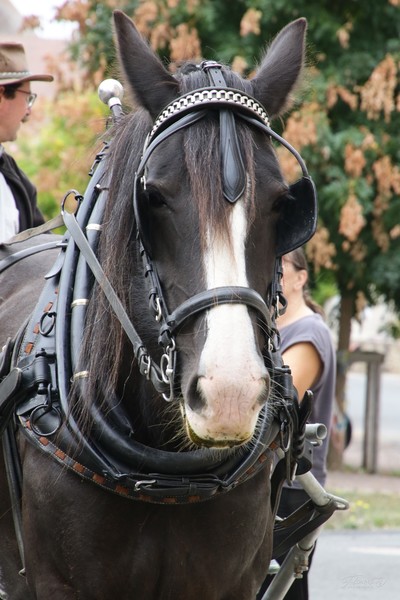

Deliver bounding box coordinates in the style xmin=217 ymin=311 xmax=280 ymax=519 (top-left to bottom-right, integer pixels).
xmin=271 ymin=186 xmax=291 ymax=210
xmin=146 ymin=187 xmax=168 ymax=209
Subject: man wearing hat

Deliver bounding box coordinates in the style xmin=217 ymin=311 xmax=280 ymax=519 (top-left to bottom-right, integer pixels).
xmin=0 ymin=42 xmax=53 ymax=243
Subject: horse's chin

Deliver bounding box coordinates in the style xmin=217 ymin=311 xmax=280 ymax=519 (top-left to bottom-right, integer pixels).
xmin=186 ymin=421 xmax=251 ymax=449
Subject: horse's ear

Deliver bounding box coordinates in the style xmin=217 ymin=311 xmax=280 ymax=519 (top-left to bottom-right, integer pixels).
xmin=113 ymin=10 xmax=178 ymax=118
xmin=252 ymin=18 xmax=307 ymax=118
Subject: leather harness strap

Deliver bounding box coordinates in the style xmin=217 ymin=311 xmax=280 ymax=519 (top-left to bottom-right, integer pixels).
xmin=201 ymin=61 xmax=246 ymax=203
xmin=62 ymin=209 xmax=169 ymax=395
xmin=0 ymin=240 xmax=62 ymax=275
xmin=4 ymin=214 xmax=64 ymax=245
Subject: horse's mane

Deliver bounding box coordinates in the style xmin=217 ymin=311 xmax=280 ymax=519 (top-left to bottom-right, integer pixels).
xmin=73 ymin=64 xmax=260 ymax=426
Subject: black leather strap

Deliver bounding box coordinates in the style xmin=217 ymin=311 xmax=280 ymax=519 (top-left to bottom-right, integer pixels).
xmin=161 ymin=286 xmax=274 ymax=344
xmin=4 ymin=214 xmax=64 ymax=245
xmin=0 ymin=241 xmax=61 ymax=275
xmin=272 ymin=498 xmax=337 ymax=559
xmin=63 ymin=210 xmax=169 ymax=395
xmin=2 ymin=424 xmax=25 ymax=572
xmin=201 ymin=61 xmax=246 ymax=202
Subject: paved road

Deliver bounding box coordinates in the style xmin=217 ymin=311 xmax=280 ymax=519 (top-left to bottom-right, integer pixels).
xmin=309 ymin=371 xmax=400 ymax=598
xmin=309 ymin=530 xmax=400 ymax=599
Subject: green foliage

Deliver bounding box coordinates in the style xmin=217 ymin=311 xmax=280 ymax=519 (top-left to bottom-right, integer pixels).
xmin=310 ymin=270 xmax=338 ymax=309
xmin=34 ymin=0 xmax=400 ymax=342
xmin=68 ymin=1 xmax=139 ymax=80
xmin=325 ymin=488 xmax=400 ymax=530
xmin=15 ymin=91 xmax=109 ymax=220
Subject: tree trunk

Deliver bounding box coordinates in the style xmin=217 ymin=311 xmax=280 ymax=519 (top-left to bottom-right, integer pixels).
xmin=327 ymin=292 xmax=355 ymax=470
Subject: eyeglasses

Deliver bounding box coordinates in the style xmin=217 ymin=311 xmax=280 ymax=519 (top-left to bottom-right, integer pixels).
xmin=15 ymin=89 xmax=37 ymax=109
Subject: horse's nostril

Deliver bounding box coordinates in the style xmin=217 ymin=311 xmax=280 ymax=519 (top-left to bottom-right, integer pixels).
xmin=187 ymin=377 xmax=206 ymax=412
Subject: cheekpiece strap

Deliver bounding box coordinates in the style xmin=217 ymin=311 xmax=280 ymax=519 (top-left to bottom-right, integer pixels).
xmin=270 ymin=257 xmax=288 ymax=319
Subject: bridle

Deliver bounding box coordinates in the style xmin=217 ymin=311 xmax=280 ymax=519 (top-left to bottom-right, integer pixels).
xmin=62 ymin=61 xmax=318 ymax=405
xmin=48 ymin=63 xmax=315 ymax=494
xmin=2 ymin=63 xmax=317 ymax=409
xmin=128 ymin=61 xmax=317 ymax=401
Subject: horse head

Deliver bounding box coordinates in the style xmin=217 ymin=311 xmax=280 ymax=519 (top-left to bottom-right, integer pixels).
xmin=78 ymin=12 xmax=312 ymax=452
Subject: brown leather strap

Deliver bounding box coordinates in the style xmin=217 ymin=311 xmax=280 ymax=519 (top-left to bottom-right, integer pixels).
xmin=5 ymin=214 xmax=64 ymax=245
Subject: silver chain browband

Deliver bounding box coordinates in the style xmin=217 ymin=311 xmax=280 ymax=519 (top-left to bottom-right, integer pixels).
xmin=149 ymin=88 xmax=271 ymax=141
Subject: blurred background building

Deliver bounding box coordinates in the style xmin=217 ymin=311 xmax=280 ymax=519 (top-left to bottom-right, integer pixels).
xmin=0 ymin=0 xmax=68 ymax=98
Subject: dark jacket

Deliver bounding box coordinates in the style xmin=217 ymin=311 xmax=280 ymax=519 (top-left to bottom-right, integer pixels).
xmin=0 ymin=150 xmax=44 ymax=231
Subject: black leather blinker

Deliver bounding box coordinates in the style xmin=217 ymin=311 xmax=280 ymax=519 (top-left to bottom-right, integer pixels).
xmin=276 ymin=176 xmax=317 ymax=257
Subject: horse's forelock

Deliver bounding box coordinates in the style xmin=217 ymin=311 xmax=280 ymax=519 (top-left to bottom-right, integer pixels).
xmin=178 ymin=65 xmax=256 ymax=250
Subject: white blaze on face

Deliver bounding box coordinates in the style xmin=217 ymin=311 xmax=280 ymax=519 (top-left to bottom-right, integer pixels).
xmin=186 ymin=200 xmax=268 ymax=445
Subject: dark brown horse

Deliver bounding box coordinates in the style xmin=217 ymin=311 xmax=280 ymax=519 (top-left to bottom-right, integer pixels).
xmin=0 ymin=234 xmax=61 ymax=599
xmin=0 ymin=12 xmax=315 ymax=599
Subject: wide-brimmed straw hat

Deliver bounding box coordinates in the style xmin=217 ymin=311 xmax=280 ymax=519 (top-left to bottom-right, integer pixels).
xmin=0 ymin=42 xmax=53 ymax=86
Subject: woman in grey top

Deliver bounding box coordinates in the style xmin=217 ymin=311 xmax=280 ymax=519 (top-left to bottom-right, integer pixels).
xmin=279 ymin=249 xmax=336 ymax=489
xmin=257 ymin=247 xmax=336 ymax=600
